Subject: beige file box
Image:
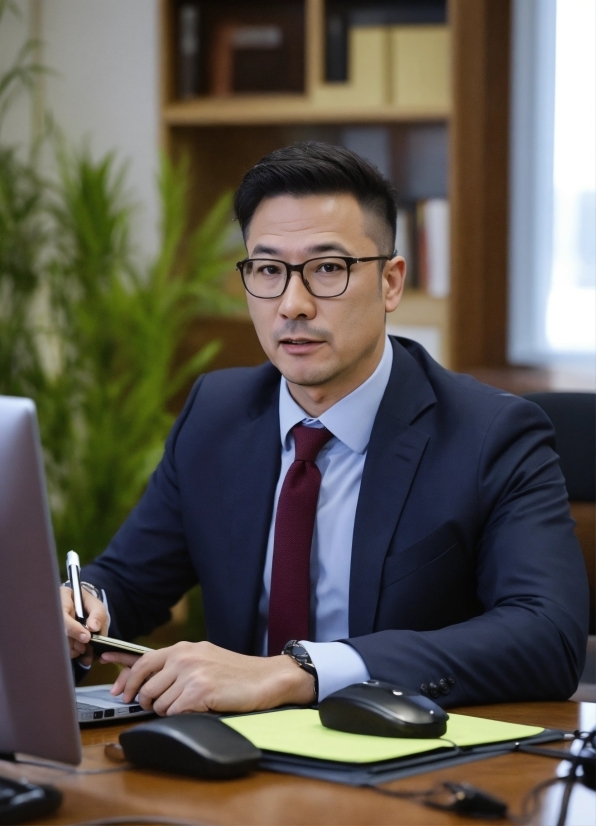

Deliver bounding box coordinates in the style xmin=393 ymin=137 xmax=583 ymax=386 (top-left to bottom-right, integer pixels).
xmin=390 ymin=25 xmax=451 ymax=110
xmin=312 ymin=27 xmax=390 ymax=108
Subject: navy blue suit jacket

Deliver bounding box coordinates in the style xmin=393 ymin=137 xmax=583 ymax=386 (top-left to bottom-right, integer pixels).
xmin=83 ymin=337 xmax=589 ymax=706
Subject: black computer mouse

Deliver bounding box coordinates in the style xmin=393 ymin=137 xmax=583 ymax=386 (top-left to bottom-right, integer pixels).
xmin=319 ymin=680 xmax=449 ymax=738
xmin=119 ymin=714 xmax=261 ymax=779
xmin=0 ymin=777 xmax=62 ymax=825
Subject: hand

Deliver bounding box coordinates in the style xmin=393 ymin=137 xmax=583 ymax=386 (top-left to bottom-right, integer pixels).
xmin=101 ymin=641 xmax=315 ymax=715
xmin=60 ymin=584 xmax=109 ymax=666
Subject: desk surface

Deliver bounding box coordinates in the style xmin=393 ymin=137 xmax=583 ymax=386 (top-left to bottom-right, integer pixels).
xmin=1 ymin=702 xmax=594 ymax=826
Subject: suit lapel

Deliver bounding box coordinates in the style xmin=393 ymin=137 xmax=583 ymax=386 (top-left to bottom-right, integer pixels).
xmin=349 ymin=339 xmax=436 ymax=637
xmin=226 ymin=372 xmax=281 ymax=654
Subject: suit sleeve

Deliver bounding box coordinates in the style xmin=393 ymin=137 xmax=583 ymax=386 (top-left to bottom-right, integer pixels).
xmin=344 ymin=398 xmax=590 ymax=706
xmin=80 ymin=377 xmax=205 ymax=641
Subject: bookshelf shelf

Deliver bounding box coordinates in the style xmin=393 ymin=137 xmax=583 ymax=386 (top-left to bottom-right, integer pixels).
xmin=164 ymin=98 xmax=450 ymax=127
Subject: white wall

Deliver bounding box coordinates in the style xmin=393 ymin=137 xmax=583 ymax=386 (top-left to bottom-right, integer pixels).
xmin=0 ymin=1 xmax=33 ymax=151
xmin=0 ymin=0 xmax=160 ymax=260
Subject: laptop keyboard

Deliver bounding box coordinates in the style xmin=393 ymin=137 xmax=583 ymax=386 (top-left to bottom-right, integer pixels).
xmin=76 ymin=701 xmax=143 ymax=721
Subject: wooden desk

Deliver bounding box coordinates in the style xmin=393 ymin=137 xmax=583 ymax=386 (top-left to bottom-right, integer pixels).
xmin=1 ymin=702 xmax=594 ymax=825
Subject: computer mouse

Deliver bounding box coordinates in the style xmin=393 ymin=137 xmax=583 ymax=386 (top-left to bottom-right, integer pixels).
xmin=319 ymin=680 xmax=449 ymax=738
xmin=119 ymin=714 xmax=261 ymax=779
xmin=0 ymin=776 xmax=62 ymax=824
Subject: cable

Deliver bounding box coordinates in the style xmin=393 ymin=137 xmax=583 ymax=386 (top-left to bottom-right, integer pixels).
xmin=66 ymin=818 xmax=209 ymax=826
xmin=510 ymin=776 xmax=562 ymax=825
xmin=439 ymin=736 xmax=462 ymax=757
xmin=0 ymin=754 xmax=129 ymax=776
xmin=365 ymin=729 xmax=596 ymax=823
xmin=554 ymin=729 xmax=594 ymax=826
xmin=516 ymin=728 xmax=595 ymax=826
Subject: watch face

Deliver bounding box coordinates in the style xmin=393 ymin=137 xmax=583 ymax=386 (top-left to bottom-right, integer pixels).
xmin=287 ymin=643 xmax=310 ymax=665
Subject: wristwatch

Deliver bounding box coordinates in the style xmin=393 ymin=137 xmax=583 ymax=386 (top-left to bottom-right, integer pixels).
xmin=282 ymin=640 xmax=318 ymax=699
xmin=63 ymin=580 xmax=103 ymax=602
xmin=81 ymin=582 xmax=103 ymax=601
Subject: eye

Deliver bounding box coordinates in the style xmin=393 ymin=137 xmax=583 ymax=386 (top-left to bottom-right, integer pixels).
xmin=257 ymin=263 xmax=283 ymax=277
xmin=315 ymin=261 xmax=345 ymax=274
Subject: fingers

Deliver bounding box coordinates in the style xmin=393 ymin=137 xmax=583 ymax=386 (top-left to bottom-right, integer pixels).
xmin=113 ymin=649 xmax=168 ymax=704
xmin=68 ymin=636 xmax=87 ymax=659
xmin=138 ymin=667 xmax=177 ymax=711
xmin=100 ymin=652 xmax=141 ymax=669
xmin=154 ymin=683 xmax=190 ymax=716
xmin=60 ymin=586 xmax=91 ymax=648
xmin=102 ymin=655 xmax=141 ymax=697
xmin=82 ymin=589 xmax=108 ymax=634
xmin=78 ymin=644 xmax=94 ymax=668
xmin=110 ymin=667 xmax=132 ymax=697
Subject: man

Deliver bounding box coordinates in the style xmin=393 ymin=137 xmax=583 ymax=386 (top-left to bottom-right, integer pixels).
xmin=61 ymin=143 xmax=588 ymax=716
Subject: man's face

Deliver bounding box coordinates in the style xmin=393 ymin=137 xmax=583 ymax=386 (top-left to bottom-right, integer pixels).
xmin=244 ymin=194 xmax=405 ymax=413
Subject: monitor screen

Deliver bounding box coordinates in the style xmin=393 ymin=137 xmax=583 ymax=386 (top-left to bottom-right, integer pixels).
xmin=0 ymin=396 xmax=81 ymax=765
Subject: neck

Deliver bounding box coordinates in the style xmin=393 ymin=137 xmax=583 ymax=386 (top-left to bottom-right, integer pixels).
xmin=286 ymin=335 xmax=386 ymax=418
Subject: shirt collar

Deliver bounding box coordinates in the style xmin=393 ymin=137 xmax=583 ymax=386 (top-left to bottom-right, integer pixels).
xmin=278 ymin=335 xmax=393 ymax=454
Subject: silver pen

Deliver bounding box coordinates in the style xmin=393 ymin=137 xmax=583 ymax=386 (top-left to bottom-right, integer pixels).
xmin=66 ymin=550 xmax=87 ymax=627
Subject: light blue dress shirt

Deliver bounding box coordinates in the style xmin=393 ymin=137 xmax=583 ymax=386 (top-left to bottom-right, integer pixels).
xmin=255 ymin=336 xmax=394 ymax=700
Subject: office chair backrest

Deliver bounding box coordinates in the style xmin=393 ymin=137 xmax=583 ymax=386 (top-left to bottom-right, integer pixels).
xmin=523 ymin=392 xmax=595 ymax=502
xmin=524 ymin=392 xmax=595 ymax=637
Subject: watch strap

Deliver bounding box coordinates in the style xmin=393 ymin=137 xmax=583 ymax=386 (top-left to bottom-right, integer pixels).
xmin=63 ymin=580 xmax=103 ymax=602
xmin=81 ymin=582 xmax=103 ymax=601
xmin=282 ymin=640 xmax=318 ymax=698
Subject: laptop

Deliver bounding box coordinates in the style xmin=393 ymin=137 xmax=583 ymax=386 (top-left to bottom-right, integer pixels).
xmin=0 ymin=396 xmax=151 ymax=764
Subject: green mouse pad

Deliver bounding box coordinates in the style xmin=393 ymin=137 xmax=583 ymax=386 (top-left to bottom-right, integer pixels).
xmin=222 ymin=709 xmax=545 ymax=764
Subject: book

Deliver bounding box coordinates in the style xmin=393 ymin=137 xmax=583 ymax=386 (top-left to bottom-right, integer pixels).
xmin=206 ymin=2 xmax=304 ymax=96
xmin=389 ymin=25 xmax=451 ymax=110
xmin=178 ymin=4 xmax=200 ymax=99
xmin=395 ymin=206 xmax=418 ymax=289
xmin=416 ymin=198 xmax=450 ymax=298
xmin=325 ymin=10 xmax=348 ymax=82
xmin=313 ymin=26 xmax=390 ymax=108
xmin=425 ymin=198 xmax=450 ymax=297
xmin=324 ymin=1 xmax=447 ymax=83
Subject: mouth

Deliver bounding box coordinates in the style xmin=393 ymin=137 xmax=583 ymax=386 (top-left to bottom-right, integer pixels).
xmin=278 ymin=338 xmax=324 ymax=354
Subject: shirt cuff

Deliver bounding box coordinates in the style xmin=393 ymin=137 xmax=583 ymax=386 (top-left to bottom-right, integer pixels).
xmin=299 ymin=640 xmax=370 ymax=701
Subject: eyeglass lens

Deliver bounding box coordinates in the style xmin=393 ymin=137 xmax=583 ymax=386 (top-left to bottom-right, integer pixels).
xmin=241 ymin=258 xmax=350 ymax=298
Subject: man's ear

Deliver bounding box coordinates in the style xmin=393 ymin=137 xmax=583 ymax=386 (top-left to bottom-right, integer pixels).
xmin=384 ymin=256 xmax=406 ymax=313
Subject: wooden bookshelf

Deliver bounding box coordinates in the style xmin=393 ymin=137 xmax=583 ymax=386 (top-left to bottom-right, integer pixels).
xmin=160 ymin=0 xmax=511 ymax=372
xmin=163 ymin=98 xmax=450 ymax=126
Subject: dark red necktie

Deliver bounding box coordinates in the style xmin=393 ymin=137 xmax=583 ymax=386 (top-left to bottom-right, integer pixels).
xmin=267 ymin=424 xmax=333 ymax=656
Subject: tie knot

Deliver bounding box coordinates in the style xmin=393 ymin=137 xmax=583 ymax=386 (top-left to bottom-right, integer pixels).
xmin=292 ymin=423 xmax=333 ymax=462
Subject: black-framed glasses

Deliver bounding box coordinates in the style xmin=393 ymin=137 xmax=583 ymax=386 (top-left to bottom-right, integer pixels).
xmin=236 ymin=256 xmax=391 ymax=299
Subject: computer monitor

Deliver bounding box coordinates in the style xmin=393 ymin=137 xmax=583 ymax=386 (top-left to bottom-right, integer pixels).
xmin=0 ymin=395 xmax=81 ymax=765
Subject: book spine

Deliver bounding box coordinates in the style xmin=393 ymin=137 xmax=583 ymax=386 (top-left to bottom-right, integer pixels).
xmin=178 ymin=4 xmax=200 ymax=99
xmin=396 ymin=207 xmax=418 ymax=290
xmin=416 ymin=200 xmax=429 ymax=294
xmin=325 ymin=11 xmax=348 ymax=82
xmin=424 ymin=198 xmax=450 ymax=298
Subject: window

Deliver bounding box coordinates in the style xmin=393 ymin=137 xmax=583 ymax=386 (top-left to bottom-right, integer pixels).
xmin=509 ymin=0 xmax=595 ymax=367
xmin=546 ymin=0 xmax=595 ymax=355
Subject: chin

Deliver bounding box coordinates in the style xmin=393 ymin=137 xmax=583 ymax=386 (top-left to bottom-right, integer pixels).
xmin=281 ymin=364 xmax=338 ymax=388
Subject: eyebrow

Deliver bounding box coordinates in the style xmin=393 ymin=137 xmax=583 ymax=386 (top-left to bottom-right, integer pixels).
xmin=250 ymin=242 xmax=352 ymax=257
xmin=251 ymin=244 xmax=280 ymax=256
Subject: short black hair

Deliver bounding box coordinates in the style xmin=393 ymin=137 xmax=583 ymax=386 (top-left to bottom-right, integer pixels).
xmin=233 ymin=142 xmax=397 ymax=254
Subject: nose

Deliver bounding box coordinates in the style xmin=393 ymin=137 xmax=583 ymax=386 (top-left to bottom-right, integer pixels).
xmin=278 ymin=270 xmax=317 ymax=320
